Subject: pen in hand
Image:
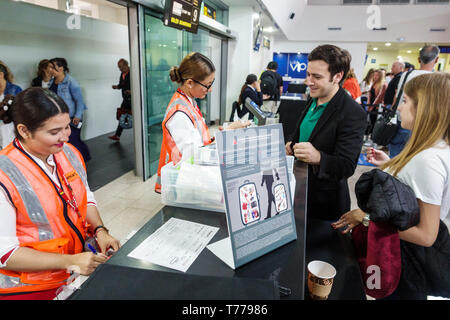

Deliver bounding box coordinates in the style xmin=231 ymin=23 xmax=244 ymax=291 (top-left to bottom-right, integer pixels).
xmin=87 ymin=243 xmax=98 ymax=255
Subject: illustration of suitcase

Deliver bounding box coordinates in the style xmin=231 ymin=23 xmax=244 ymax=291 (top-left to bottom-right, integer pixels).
xmin=238 ymin=180 xmax=261 ymax=225
xmin=274 ymin=183 xmax=288 ymax=213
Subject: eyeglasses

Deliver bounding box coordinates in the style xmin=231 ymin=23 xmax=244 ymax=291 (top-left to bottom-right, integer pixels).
xmin=191 ymin=78 xmax=215 ymax=90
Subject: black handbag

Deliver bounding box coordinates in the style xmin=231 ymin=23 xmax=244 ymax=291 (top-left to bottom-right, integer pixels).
xmin=372 ymin=69 xmax=413 ymax=146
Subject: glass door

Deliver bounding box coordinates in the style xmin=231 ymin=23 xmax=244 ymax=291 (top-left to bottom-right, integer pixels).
xmin=141 ymin=10 xmax=226 ymax=179
xmin=142 ymin=11 xmax=190 ymax=178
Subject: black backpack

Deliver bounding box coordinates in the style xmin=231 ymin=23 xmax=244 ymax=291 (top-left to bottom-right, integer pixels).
xmin=260 ymin=71 xmax=278 ymax=97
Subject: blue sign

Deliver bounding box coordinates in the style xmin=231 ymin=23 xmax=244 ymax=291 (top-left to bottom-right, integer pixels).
xmin=287 ymin=53 xmax=308 ymax=79
xmin=272 ymin=52 xmax=308 ymax=79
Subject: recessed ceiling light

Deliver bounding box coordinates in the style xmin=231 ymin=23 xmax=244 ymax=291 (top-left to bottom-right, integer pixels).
xmin=373 ymin=47 xmax=378 ymax=51
xmin=385 ymin=43 xmax=391 ymax=46
xmin=407 ymin=50 xmax=412 ymax=53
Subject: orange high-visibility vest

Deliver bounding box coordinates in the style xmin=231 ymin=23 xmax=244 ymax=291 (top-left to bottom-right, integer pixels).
xmin=0 ymin=140 xmax=88 ymax=294
xmin=155 ymin=90 xmax=211 ymax=193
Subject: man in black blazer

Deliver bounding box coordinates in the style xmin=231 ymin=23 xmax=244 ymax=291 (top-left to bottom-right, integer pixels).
xmin=285 ymin=45 xmax=367 ymax=221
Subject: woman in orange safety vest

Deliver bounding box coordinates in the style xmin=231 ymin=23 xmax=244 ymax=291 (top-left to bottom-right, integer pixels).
xmin=155 ymin=52 xmax=249 ymax=193
xmin=0 ymin=88 xmax=120 ymax=299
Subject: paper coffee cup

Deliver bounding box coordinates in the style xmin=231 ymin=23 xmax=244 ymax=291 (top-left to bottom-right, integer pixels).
xmin=307 ymin=260 xmax=337 ymax=300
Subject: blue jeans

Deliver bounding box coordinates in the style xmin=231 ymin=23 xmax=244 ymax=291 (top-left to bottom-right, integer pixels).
xmin=388 ymin=125 xmax=411 ymax=158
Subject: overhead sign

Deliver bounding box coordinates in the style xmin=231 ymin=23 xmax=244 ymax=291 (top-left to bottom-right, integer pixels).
xmin=164 ymin=0 xmax=202 ymax=34
xmin=203 ymin=3 xmax=216 ymax=20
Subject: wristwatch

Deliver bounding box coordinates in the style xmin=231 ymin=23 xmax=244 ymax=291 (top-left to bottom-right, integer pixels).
xmin=362 ymin=214 xmax=370 ymax=227
xmin=94 ymin=225 xmax=109 ymax=236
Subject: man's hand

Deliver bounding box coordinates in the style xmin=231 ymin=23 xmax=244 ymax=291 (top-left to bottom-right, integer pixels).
xmin=285 ymin=141 xmax=293 ymax=155
xmin=293 ymin=142 xmax=321 ymax=165
xmin=112 ymin=85 xmax=119 ymax=89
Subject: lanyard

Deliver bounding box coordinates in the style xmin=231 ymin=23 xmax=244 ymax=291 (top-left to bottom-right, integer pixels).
xmin=177 ymin=88 xmax=201 ymax=114
xmin=15 ymin=139 xmax=88 ymax=234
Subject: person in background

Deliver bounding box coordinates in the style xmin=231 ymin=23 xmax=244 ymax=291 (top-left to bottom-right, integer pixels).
xmin=109 ymin=59 xmax=131 ymax=142
xmin=383 ymin=61 xmax=404 ymax=107
xmin=49 ymin=58 xmax=90 ymax=162
xmin=155 ymin=52 xmax=249 ymax=193
xmin=230 ymin=74 xmax=263 ymax=121
xmin=260 ymin=61 xmax=283 ymax=114
xmin=367 ymin=69 xmax=387 ymax=135
xmin=285 ymin=44 xmax=367 ymax=221
xmin=0 ymin=88 xmax=120 ymax=300
xmin=31 ymin=59 xmax=54 ymax=89
xmin=0 ymin=62 xmax=22 ymax=149
xmin=359 ymin=68 xmax=374 ymax=106
xmin=403 ymin=62 xmax=415 ymax=72
xmin=388 ymin=45 xmax=440 ymax=158
xmin=342 ymin=68 xmax=362 ymax=102
xmin=333 ymin=72 xmax=450 ymax=299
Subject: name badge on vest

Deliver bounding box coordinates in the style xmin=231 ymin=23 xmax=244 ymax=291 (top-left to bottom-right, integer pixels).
xmin=65 ymin=170 xmax=79 ymax=183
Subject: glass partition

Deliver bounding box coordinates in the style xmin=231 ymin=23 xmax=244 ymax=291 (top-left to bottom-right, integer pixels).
xmin=142 ymin=9 xmax=224 ymax=179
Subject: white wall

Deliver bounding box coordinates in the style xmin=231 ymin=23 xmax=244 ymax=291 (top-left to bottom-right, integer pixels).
xmin=0 ymin=0 xmax=129 ymax=140
xmin=226 ymin=6 xmax=253 ymax=120
xmin=273 ymin=39 xmax=368 ymax=83
xmin=269 ymin=4 xmax=450 ymax=43
xmin=226 ymin=6 xmax=276 ymax=121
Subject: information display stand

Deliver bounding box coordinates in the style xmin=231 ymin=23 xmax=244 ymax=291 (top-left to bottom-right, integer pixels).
xmin=208 ymin=124 xmax=297 ymax=269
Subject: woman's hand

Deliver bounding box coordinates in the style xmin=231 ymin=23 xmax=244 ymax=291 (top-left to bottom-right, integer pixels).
xmin=226 ymin=120 xmax=251 ymax=130
xmin=95 ymin=230 xmax=121 ymax=255
xmin=68 ymin=252 xmax=108 ymax=275
xmin=367 ymin=147 xmax=390 ymax=166
xmin=332 ymin=208 xmax=366 ymax=234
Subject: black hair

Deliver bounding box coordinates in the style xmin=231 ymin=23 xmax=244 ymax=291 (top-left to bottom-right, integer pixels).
xmin=308 ymin=44 xmax=351 ymax=85
xmin=0 ymin=88 xmax=69 ymax=140
xmin=267 ymin=61 xmax=278 ymax=70
xmin=50 ymin=57 xmax=70 ymax=73
xmin=238 ymin=74 xmax=258 ymax=105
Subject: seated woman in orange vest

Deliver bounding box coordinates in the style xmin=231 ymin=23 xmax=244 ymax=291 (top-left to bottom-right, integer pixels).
xmin=0 ymin=88 xmax=120 ymax=299
xmin=155 ymin=52 xmax=249 ymax=193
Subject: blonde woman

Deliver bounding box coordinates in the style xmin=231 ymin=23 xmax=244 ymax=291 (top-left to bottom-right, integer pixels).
xmin=367 ymin=69 xmax=387 ymax=134
xmin=333 ymin=72 xmax=450 ymax=299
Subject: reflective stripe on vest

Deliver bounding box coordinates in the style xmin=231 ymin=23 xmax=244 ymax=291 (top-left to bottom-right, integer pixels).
xmin=0 ymin=155 xmax=53 ymax=241
xmin=0 ymin=273 xmax=32 ymax=289
xmin=165 ymin=98 xmax=204 ymax=140
xmin=62 ymin=144 xmax=87 ymax=187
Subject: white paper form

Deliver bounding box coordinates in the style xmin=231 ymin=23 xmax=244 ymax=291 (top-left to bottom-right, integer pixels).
xmin=127 ymin=218 xmax=219 ymax=272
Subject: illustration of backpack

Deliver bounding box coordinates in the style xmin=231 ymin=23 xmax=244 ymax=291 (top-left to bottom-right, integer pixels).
xmin=260 ymin=71 xmax=278 ymax=97
xmin=274 ymin=183 xmax=288 ymax=213
xmin=238 ymin=180 xmax=261 ymax=226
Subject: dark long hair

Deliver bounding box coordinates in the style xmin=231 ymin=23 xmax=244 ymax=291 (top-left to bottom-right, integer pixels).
xmin=50 ymin=57 xmax=70 ymax=73
xmin=0 ymin=88 xmax=69 ymax=140
xmin=238 ymin=74 xmax=257 ymax=105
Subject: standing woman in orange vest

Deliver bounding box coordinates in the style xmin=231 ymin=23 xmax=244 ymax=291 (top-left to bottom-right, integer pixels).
xmin=155 ymin=52 xmax=249 ymax=193
xmin=0 ymin=88 xmax=120 ymax=299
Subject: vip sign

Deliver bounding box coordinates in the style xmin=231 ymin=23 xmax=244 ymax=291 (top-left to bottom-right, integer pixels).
xmin=287 ymin=54 xmax=308 ymax=79
xmin=290 ymin=61 xmax=307 ymax=73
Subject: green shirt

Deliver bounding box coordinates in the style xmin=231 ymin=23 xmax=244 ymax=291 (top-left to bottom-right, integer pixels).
xmin=298 ymin=99 xmax=329 ymax=142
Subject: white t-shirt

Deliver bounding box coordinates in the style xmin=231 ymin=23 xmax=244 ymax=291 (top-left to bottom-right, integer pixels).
xmin=387 ymin=140 xmax=450 ymax=228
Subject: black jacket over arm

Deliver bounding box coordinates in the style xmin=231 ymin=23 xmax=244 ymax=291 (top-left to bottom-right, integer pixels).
xmin=288 ymin=87 xmax=367 ymax=220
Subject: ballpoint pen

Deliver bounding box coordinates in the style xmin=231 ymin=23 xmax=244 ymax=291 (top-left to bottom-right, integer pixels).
xmin=87 ymin=243 xmax=98 ymax=255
